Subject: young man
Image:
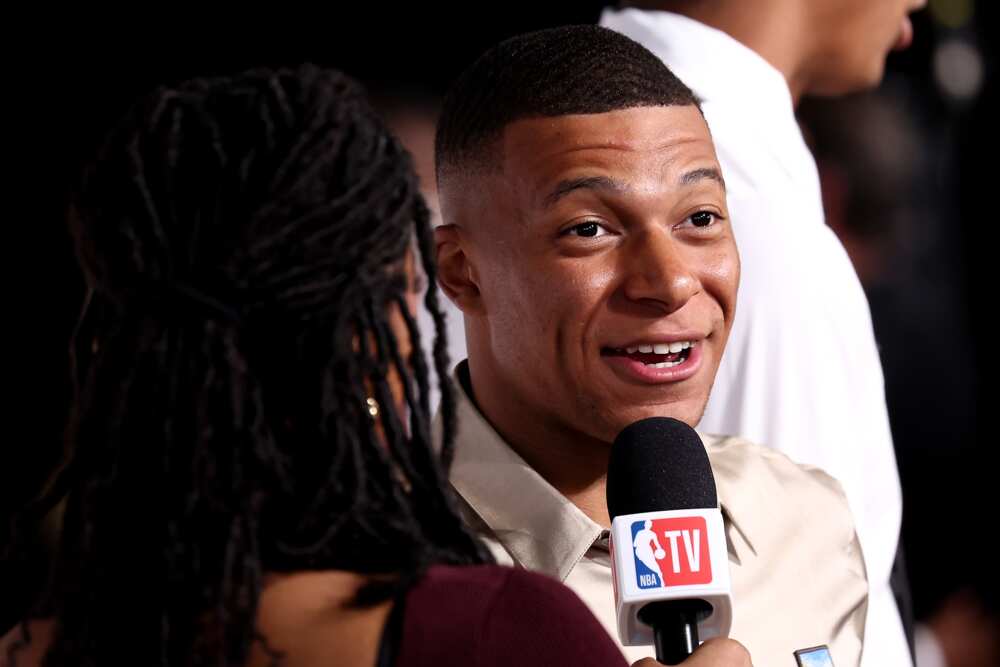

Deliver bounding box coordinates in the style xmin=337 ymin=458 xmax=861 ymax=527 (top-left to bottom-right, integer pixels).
xmin=434 ymin=25 xmax=866 ymax=666
xmin=599 ymin=4 xmax=926 ymax=665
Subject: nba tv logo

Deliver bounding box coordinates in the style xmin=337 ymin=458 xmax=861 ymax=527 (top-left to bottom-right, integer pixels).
xmin=631 ymin=517 xmax=712 ymax=589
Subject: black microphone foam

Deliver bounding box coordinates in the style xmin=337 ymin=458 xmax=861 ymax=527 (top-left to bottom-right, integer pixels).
xmin=607 ymin=417 xmax=720 ymax=664
xmin=607 ymin=416 xmax=717 ymax=519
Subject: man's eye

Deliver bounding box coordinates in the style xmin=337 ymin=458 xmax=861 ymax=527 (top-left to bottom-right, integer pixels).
xmin=689 ymin=211 xmax=717 ymax=227
xmin=564 ymin=221 xmax=608 ymax=238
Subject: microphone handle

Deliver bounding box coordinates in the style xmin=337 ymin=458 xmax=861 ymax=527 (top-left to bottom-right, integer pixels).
xmin=638 ymin=599 xmax=713 ymax=665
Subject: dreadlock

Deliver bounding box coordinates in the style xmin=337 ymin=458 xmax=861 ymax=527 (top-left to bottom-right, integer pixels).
xmin=5 ymin=64 xmax=489 ymax=667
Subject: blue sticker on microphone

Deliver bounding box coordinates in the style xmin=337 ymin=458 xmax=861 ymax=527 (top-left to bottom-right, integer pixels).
xmin=794 ymin=645 xmax=834 ymax=667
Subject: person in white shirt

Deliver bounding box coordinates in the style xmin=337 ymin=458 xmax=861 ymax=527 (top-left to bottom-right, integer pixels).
xmin=435 ymin=25 xmax=867 ymax=666
xmin=600 ymin=4 xmax=927 ymax=666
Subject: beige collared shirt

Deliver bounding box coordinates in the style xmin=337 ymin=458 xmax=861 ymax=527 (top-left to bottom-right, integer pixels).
xmin=440 ymin=370 xmax=868 ymax=666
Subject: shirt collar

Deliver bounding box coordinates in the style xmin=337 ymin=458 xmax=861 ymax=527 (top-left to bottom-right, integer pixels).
xmin=445 ymin=362 xmax=603 ymax=581
xmin=443 ymin=362 xmax=764 ymax=580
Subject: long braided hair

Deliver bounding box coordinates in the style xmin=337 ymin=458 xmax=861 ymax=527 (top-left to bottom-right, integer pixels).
xmin=6 ymin=64 xmax=488 ymax=666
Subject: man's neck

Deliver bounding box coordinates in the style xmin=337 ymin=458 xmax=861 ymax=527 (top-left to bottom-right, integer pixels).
xmin=643 ymin=1 xmax=813 ymax=105
xmin=461 ymin=361 xmax=613 ymax=528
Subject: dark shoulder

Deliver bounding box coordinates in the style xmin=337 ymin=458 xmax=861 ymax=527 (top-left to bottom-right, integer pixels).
xmin=403 ymin=565 xmax=626 ymax=667
xmin=403 ymin=564 xmax=517 ymax=626
xmin=409 ymin=564 xmax=590 ymax=615
xmin=481 ymin=567 xmax=627 ymax=666
xmin=411 ymin=563 xmax=517 ymax=593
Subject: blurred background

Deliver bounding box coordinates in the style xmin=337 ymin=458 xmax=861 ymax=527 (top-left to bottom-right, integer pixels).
xmin=3 ymin=2 xmax=997 ymax=665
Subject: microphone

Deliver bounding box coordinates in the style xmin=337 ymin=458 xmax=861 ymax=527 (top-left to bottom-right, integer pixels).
xmin=606 ymin=417 xmax=732 ymax=665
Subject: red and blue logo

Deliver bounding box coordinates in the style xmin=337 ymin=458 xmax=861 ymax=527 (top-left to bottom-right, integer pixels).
xmin=631 ymin=517 xmax=712 ymax=589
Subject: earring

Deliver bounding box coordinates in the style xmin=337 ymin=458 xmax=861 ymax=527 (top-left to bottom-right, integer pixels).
xmin=392 ymin=465 xmax=414 ymax=494
xmin=366 ymin=395 xmax=412 ymax=493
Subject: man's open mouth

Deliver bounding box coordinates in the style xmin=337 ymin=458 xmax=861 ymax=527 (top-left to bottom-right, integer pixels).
xmin=601 ymin=341 xmax=694 ymax=369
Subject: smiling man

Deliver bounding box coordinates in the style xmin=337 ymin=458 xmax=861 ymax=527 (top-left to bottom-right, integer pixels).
xmin=433 ymin=26 xmax=867 ymax=666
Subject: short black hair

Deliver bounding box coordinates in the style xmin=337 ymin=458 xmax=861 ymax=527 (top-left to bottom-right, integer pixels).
xmin=436 ymin=24 xmax=700 ymax=177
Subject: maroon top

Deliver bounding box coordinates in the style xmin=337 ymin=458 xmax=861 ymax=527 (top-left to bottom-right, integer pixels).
xmin=391 ymin=564 xmax=628 ymax=667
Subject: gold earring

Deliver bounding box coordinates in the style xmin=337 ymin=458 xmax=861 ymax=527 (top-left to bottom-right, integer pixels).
xmin=392 ymin=465 xmax=414 ymax=494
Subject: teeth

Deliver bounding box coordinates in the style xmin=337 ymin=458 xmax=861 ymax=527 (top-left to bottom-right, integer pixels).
xmin=649 ymin=360 xmax=683 ymax=369
xmin=619 ymin=341 xmax=695 ymax=355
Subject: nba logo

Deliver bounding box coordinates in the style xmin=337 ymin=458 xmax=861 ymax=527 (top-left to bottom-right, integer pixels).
xmin=631 ymin=517 xmax=712 ymax=589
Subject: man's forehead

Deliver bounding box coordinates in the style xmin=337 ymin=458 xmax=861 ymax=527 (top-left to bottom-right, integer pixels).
xmin=499 ymin=106 xmax=715 ymax=177
xmin=497 ymin=106 xmax=719 ymax=200
xmin=436 ymin=106 xmax=718 ymax=226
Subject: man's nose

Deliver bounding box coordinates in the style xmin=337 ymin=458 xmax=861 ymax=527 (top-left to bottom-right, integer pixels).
xmin=620 ymin=228 xmax=699 ymax=315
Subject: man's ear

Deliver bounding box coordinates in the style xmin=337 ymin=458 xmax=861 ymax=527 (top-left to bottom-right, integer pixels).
xmin=435 ymin=224 xmax=485 ymax=316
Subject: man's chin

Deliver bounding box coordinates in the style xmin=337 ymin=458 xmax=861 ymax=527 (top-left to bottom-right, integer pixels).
xmin=594 ymin=400 xmax=706 ymax=441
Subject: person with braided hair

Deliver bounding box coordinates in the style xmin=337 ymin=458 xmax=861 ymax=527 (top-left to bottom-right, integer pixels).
xmin=0 ymin=64 xmax=701 ymax=667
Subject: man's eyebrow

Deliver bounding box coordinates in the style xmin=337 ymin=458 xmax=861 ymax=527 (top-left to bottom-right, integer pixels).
xmin=542 ymin=168 xmax=725 ymax=208
xmin=543 ymin=176 xmax=627 ymax=208
xmin=679 ymin=167 xmax=725 ymax=189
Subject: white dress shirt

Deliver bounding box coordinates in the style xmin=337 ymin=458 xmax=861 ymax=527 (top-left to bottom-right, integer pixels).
xmin=600 ymin=9 xmax=907 ymax=667
xmin=440 ymin=366 xmax=868 ymax=666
